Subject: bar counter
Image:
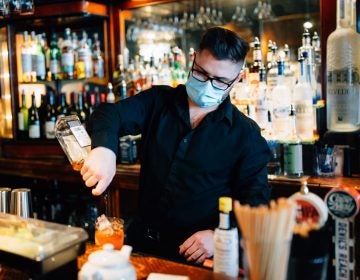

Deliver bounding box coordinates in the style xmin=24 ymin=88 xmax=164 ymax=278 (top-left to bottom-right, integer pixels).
xmin=78 ymin=244 xmax=234 ymax=280
xmin=0 ymin=156 xmax=359 ymax=278
xmin=0 ymin=244 xmax=234 ymax=280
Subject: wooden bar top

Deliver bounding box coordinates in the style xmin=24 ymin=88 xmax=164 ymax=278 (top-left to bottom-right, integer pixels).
xmin=77 ymin=243 xmax=236 ymax=280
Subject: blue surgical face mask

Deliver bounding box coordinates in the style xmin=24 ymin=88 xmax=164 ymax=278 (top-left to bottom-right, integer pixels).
xmin=185 ymin=75 xmax=229 ymax=108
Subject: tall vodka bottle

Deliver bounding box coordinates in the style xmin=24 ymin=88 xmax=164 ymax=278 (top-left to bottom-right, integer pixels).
xmin=271 ymin=56 xmax=292 ymax=141
xmin=326 ymin=0 xmax=360 ymax=132
xmin=293 ymin=55 xmax=314 ymax=141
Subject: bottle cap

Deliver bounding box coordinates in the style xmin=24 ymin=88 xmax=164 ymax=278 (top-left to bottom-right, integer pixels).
xmin=219 ymin=197 xmax=232 ymax=213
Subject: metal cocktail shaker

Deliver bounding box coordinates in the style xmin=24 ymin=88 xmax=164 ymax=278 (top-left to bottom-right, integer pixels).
xmin=10 ymin=188 xmax=33 ymax=218
xmin=0 ymin=187 xmax=11 ymax=213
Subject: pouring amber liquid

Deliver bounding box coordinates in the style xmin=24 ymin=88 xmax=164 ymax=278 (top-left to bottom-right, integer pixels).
xmin=71 ymin=160 xmax=84 ymax=171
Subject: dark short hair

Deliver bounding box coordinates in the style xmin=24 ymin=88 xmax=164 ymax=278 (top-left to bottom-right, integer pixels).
xmin=199 ymin=26 xmax=249 ymax=63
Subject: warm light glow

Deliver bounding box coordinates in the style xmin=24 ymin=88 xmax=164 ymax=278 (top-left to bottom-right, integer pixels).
xmin=303 ymin=21 xmax=313 ymax=29
xmin=1 ymin=50 xmax=8 ymax=57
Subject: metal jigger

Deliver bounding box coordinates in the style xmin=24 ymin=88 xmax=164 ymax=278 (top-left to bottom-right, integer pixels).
xmin=0 ymin=187 xmax=12 ymax=213
xmin=10 ymin=188 xmax=33 ymax=218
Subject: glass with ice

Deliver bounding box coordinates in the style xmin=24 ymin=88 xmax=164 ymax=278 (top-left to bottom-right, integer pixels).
xmin=95 ymin=215 xmax=124 ymax=250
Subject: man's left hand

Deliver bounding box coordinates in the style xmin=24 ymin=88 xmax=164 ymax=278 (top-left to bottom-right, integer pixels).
xmin=179 ymin=230 xmax=214 ymax=264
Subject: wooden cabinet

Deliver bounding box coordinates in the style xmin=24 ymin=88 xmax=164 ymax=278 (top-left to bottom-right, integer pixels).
xmin=0 ymin=1 xmax=115 ymax=144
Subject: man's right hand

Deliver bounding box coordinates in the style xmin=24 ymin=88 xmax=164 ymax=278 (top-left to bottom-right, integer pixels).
xmin=80 ymin=147 xmax=117 ymax=196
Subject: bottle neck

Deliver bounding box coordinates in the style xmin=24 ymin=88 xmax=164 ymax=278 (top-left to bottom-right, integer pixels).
xmin=337 ymin=0 xmax=355 ymax=28
xmin=219 ymin=211 xmax=230 ymax=230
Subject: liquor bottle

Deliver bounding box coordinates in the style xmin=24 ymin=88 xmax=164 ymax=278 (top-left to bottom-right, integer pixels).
xmin=76 ymin=92 xmax=87 ymax=124
xmin=61 ymin=27 xmax=75 ymax=80
xmin=283 ymin=105 xmax=303 ymax=178
xmin=28 ymin=92 xmax=41 ymax=139
xmin=271 ymin=55 xmax=292 ymax=141
xmin=113 ymin=54 xmax=127 ymax=96
xmin=21 ymin=31 xmax=32 ymax=82
xmin=213 ymin=197 xmax=239 ymax=278
xmin=262 ymin=110 xmax=282 ymax=176
xmin=92 ymin=38 xmax=104 ymax=78
xmin=30 ymin=31 xmax=37 ymax=82
xmin=283 ymin=44 xmax=296 ymax=93
xmin=55 ymin=115 xmax=91 ymax=171
xmin=44 ymin=90 xmax=57 ymax=139
xmin=251 ymin=66 xmax=268 ymax=130
xmin=69 ymin=91 xmax=77 ymax=116
xmin=266 ymin=42 xmax=278 ymax=93
xmin=249 ymin=37 xmax=262 ymax=92
xmin=72 ymin=32 xmax=79 ymax=79
xmin=35 ymin=34 xmax=46 ymax=81
xmin=312 ymin=31 xmax=322 ymax=102
xmin=298 ymin=28 xmax=317 ymax=103
xmin=266 ymin=40 xmax=273 ymax=70
xmin=18 ymin=90 xmax=29 ymax=139
xmin=231 ymin=65 xmax=251 ymax=116
xmin=293 ymin=55 xmax=314 ymax=141
xmin=38 ymin=93 xmax=47 ymax=138
xmin=56 ymin=92 xmax=69 ymax=119
xmin=106 ymin=82 xmax=115 ymax=103
xmin=326 ymin=0 xmax=360 ymax=132
xmin=49 ymin=33 xmax=61 ymax=80
xmin=77 ymin=31 xmax=93 ymax=79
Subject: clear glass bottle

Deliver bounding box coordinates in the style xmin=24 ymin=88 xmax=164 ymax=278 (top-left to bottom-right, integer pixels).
xmin=92 ymin=38 xmax=104 ymax=78
xmin=55 ymin=115 xmax=91 ymax=171
xmin=61 ymin=27 xmax=75 ymax=80
xmin=266 ymin=42 xmax=278 ymax=93
xmin=35 ymin=34 xmax=46 ymax=81
xmin=249 ymin=37 xmax=262 ymax=91
xmin=271 ymin=56 xmax=292 ymax=141
xmin=28 ymin=92 xmax=40 ymax=139
xmin=18 ymin=89 xmax=29 ymax=139
xmin=326 ymin=0 xmax=360 ymax=132
xmin=252 ymin=66 xmax=268 ymax=130
xmin=293 ymin=55 xmax=314 ymax=141
xmin=44 ymin=90 xmax=57 ymax=139
xmin=106 ymin=82 xmax=115 ymax=103
xmin=50 ymin=33 xmax=61 ymax=80
xmin=21 ymin=31 xmax=32 ymax=82
xmin=56 ymin=92 xmax=69 ymax=119
xmin=283 ymin=105 xmax=303 ymax=178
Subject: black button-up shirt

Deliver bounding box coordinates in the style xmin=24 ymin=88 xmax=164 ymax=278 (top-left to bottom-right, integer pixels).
xmin=89 ymin=85 xmax=271 ymax=236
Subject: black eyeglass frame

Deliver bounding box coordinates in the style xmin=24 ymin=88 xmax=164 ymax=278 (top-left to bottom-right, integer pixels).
xmin=189 ymin=59 xmax=240 ymax=91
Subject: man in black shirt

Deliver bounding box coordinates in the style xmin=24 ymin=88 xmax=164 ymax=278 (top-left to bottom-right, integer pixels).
xmin=81 ymin=27 xmax=271 ymax=264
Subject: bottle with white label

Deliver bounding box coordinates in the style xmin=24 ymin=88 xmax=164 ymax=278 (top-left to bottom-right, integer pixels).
xmin=293 ymin=54 xmax=314 ymax=141
xmin=283 ymin=105 xmax=303 ymax=178
xmin=271 ymin=56 xmax=292 ymax=141
xmin=28 ymin=92 xmax=40 ymax=139
xmin=213 ymin=197 xmax=239 ymax=278
xmin=326 ymin=0 xmax=360 ymax=132
xmin=55 ymin=115 xmax=91 ymax=171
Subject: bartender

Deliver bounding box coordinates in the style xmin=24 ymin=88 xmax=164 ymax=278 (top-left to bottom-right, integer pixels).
xmin=80 ymin=26 xmax=271 ymax=264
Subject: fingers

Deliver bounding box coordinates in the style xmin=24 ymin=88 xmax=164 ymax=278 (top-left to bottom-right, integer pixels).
xmin=179 ymin=237 xmax=195 ymax=255
xmin=92 ymin=178 xmax=109 ymax=196
xmin=80 ymin=164 xmax=88 ymax=176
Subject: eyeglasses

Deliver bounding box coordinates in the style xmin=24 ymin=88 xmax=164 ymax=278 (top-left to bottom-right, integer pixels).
xmin=190 ymin=60 xmax=239 ymax=91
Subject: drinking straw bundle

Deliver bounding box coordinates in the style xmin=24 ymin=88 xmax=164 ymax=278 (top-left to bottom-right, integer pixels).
xmin=234 ymin=198 xmax=297 ymax=280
